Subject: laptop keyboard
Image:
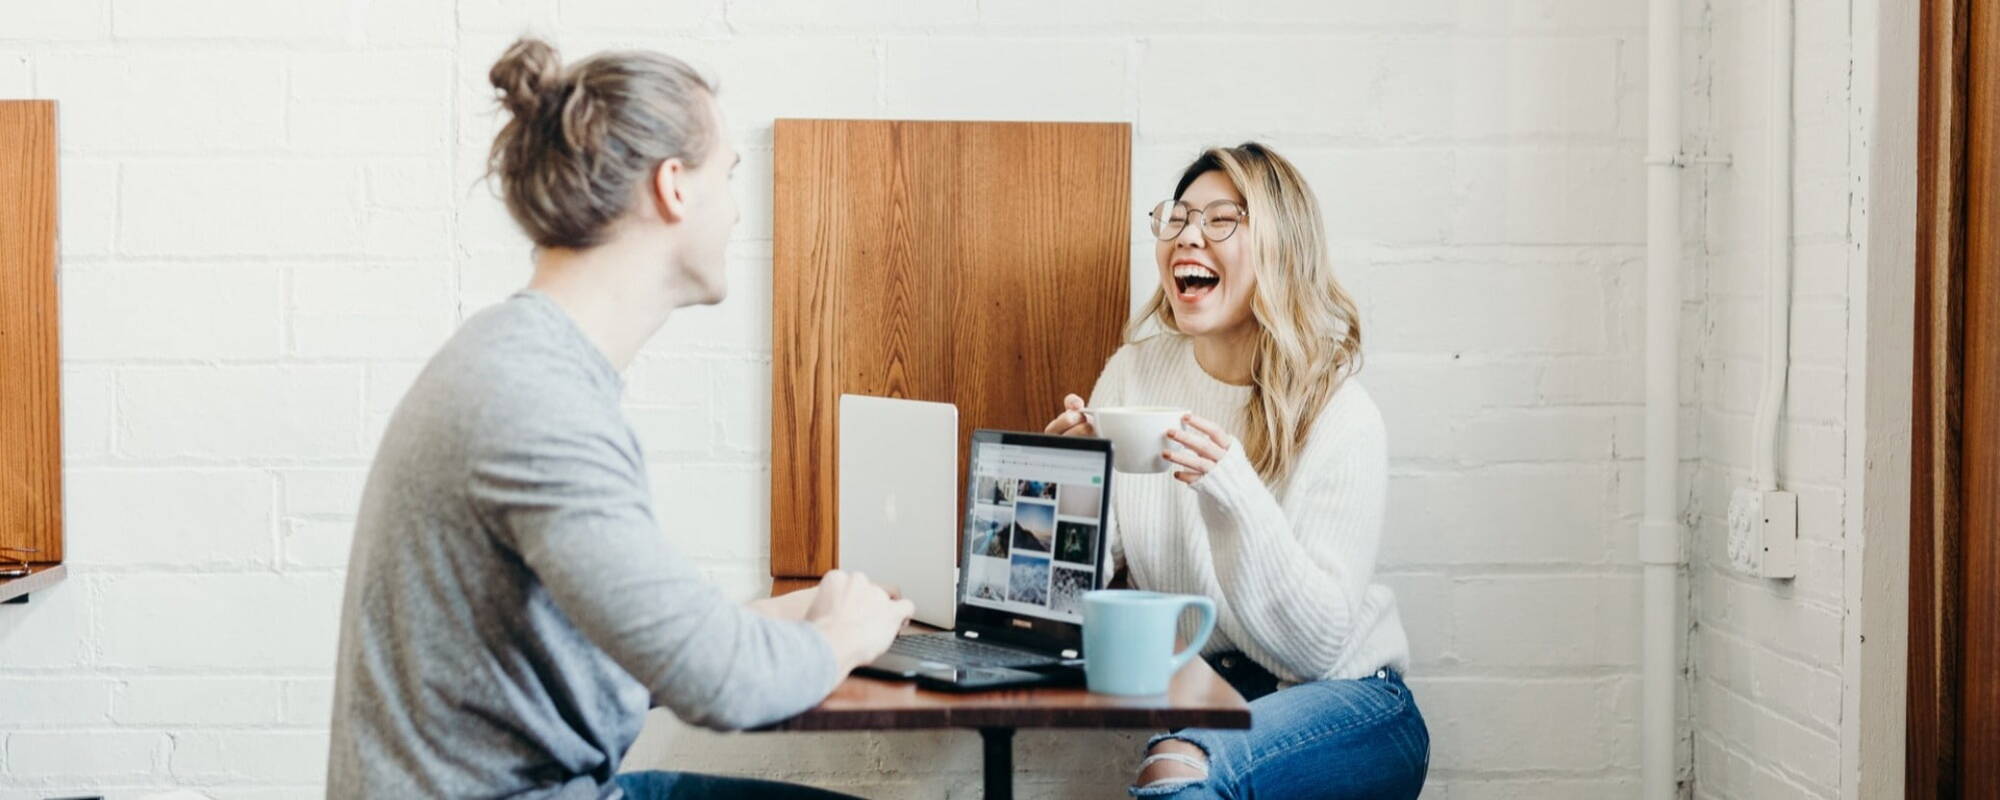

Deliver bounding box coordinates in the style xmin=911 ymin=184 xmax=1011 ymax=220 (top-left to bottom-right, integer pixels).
xmin=887 ymin=633 xmax=1058 ymax=668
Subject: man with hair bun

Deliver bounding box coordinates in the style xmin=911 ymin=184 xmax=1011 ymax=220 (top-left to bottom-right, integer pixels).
xmin=326 ymin=38 xmax=907 ymax=800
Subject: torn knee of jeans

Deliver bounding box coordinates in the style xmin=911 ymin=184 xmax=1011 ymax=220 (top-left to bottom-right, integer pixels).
xmin=1133 ymin=739 xmax=1211 ymax=792
xmin=1144 ymin=735 xmax=1213 ymax=762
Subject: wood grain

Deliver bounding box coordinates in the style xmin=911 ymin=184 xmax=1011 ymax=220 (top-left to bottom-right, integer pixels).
xmin=771 ymin=120 xmax=1131 ymax=578
xmin=1909 ymin=3 xmax=1966 ymax=792
xmin=0 ymin=100 xmax=61 ymax=566
xmin=760 ymin=647 xmax=1250 ymax=732
xmin=1909 ymin=0 xmax=2000 ymax=794
xmin=1957 ymin=0 xmax=2000 ymax=793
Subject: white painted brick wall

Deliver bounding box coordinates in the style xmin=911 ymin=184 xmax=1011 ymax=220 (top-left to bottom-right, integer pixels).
xmin=0 ymin=679 xmax=117 ymax=727
xmin=0 ymin=54 xmax=27 ymax=96
xmin=1688 ymin=0 xmax=1871 ymax=797
xmin=5 ymin=731 xmax=164 ymax=783
xmin=169 ymin=732 xmax=331 ymax=786
xmin=112 ymin=678 xmax=286 ymax=727
xmin=116 ymin=367 xmax=368 ymax=460
xmin=119 ymin=160 xmax=368 ymax=256
xmin=108 ymin=0 xmax=349 ymax=43
xmin=62 ymin=267 xmax=285 ymax=361
xmin=64 ymin=470 xmax=277 ymax=568
xmin=56 ymin=159 xmax=117 ymax=258
xmin=1 ymin=1 xmax=111 ymax=42
xmin=35 ymin=53 xmax=287 ymax=153
xmin=0 ymin=0 xmax=1872 ymax=796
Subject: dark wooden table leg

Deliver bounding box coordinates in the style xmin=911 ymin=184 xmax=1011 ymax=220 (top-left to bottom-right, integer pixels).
xmin=980 ymin=727 xmax=1014 ymax=799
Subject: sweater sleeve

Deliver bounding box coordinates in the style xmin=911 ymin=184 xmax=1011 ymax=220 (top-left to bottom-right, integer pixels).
xmin=467 ymin=405 xmax=843 ymax=731
xmin=1186 ymin=389 xmax=1388 ymax=682
xmin=1085 ymin=345 xmax=1131 ymax=577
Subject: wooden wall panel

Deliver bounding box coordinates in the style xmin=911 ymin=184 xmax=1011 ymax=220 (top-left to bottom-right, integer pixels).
xmin=772 ymin=120 xmax=1131 ymax=578
xmin=1910 ymin=2 xmax=1967 ymax=792
xmin=1912 ymin=0 xmax=2000 ymax=794
xmin=1955 ymin=0 xmax=2000 ymax=792
xmin=0 ymin=100 xmax=61 ymax=565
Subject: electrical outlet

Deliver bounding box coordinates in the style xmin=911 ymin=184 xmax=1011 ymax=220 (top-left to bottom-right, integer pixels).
xmin=1727 ymin=488 xmax=1797 ymax=579
xmin=1725 ymin=488 xmax=1757 ymax=572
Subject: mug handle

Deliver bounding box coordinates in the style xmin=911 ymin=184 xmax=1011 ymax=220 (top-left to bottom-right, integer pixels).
xmin=1166 ymin=596 xmax=1217 ymax=673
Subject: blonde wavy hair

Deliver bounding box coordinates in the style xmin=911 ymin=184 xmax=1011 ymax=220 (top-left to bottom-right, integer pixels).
xmin=1132 ymin=143 xmax=1363 ymax=484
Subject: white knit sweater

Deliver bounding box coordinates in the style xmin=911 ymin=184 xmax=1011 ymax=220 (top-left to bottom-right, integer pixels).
xmin=1088 ymin=334 xmax=1410 ymax=683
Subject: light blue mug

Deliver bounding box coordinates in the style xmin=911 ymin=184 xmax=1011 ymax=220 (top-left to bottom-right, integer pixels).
xmin=1081 ymin=589 xmax=1217 ymax=696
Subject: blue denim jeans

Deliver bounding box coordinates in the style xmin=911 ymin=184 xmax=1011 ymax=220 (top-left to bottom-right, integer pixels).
xmin=613 ymin=770 xmax=862 ymax=799
xmin=1131 ymin=662 xmax=1430 ymax=799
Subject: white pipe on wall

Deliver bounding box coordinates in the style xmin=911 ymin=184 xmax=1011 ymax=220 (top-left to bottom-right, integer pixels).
xmin=1752 ymin=0 xmax=1796 ymax=492
xmin=1641 ymin=0 xmax=1684 ymax=797
xmin=1726 ymin=0 xmax=1800 ymax=578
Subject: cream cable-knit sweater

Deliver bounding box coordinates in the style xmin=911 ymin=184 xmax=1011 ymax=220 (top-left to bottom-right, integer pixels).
xmin=1089 ymin=334 xmax=1410 ymax=684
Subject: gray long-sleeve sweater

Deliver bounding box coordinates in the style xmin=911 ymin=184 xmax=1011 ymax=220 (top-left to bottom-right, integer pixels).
xmin=327 ymin=290 xmax=839 ymax=799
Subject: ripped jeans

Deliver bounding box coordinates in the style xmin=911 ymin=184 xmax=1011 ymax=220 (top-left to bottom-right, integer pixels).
xmin=1132 ymin=654 xmax=1429 ymax=799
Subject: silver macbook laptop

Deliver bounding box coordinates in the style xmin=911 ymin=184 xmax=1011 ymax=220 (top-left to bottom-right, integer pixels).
xmin=838 ymin=394 xmax=960 ymax=628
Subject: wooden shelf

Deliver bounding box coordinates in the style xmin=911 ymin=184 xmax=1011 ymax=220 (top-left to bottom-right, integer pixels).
xmin=0 ymin=563 xmax=65 ymax=605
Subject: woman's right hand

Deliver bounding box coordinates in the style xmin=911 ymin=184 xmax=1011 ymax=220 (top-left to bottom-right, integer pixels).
xmin=1043 ymin=394 xmax=1096 ymax=438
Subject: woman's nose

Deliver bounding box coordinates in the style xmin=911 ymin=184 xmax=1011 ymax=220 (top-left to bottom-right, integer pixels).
xmin=1174 ymin=220 xmax=1206 ymax=248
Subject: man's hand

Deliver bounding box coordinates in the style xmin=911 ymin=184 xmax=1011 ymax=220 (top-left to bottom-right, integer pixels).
xmin=748 ymin=581 xmax=900 ymax=621
xmin=805 ymin=569 xmax=915 ymax=674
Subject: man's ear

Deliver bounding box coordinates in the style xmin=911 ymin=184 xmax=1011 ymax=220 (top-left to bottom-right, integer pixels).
xmin=648 ymin=158 xmax=689 ymax=224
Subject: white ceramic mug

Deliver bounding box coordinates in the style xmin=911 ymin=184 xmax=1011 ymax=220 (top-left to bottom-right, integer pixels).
xmin=1084 ymin=406 xmax=1189 ymax=474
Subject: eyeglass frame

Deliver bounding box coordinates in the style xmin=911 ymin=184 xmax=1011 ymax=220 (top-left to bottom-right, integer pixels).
xmin=1146 ymin=198 xmax=1250 ymax=242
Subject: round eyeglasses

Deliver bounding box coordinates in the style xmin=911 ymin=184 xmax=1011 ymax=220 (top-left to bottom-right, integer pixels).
xmin=1148 ymin=199 xmax=1247 ymax=242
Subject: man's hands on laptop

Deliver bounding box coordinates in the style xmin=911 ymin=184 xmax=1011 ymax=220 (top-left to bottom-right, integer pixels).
xmin=807 ymin=569 xmax=917 ymax=674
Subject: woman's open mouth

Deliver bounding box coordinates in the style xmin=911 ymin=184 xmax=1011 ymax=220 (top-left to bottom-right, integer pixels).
xmin=1173 ymin=264 xmax=1221 ymax=301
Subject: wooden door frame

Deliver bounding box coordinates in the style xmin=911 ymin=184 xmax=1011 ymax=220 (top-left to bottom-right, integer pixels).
xmin=1910 ymin=0 xmax=2000 ymax=794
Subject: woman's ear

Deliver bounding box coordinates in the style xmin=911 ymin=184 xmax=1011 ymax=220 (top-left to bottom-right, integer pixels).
xmin=648 ymin=158 xmax=690 ymax=224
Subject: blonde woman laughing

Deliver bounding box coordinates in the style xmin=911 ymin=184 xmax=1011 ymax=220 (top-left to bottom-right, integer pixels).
xmin=1047 ymin=143 xmax=1428 ymax=800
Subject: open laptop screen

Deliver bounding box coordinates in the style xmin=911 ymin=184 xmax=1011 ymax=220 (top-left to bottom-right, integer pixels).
xmin=961 ymin=433 xmax=1111 ymax=626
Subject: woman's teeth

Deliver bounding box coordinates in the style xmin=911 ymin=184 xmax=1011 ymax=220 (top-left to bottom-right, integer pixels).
xmin=1173 ymin=265 xmax=1220 ymax=295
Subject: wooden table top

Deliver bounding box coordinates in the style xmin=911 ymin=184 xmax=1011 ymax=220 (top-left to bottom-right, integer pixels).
xmin=759 ymin=643 xmax=1251 ymax=732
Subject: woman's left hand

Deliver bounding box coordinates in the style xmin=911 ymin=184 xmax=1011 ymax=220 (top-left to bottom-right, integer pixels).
xmin=1164 ymin=414 xmax=1236 ymax=485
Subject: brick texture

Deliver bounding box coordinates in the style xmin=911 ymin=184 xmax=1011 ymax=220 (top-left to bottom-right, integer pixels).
xmin=1688 ymin=0 xmax=1866 ymax=796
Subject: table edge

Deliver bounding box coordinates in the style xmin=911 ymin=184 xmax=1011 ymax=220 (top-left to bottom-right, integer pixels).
xmin=757 ymin=706 xmax=1252 ymax=732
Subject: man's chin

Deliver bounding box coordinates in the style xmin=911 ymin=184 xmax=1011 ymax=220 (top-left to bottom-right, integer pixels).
xmin=676 ymin=261 xmax=728 ymax=306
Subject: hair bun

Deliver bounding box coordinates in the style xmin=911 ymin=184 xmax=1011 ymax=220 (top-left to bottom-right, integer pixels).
xmin=482 ymin=41 xmax=716 ymax=250
xmin=489 ymin=37 xmax=563 ymax=120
